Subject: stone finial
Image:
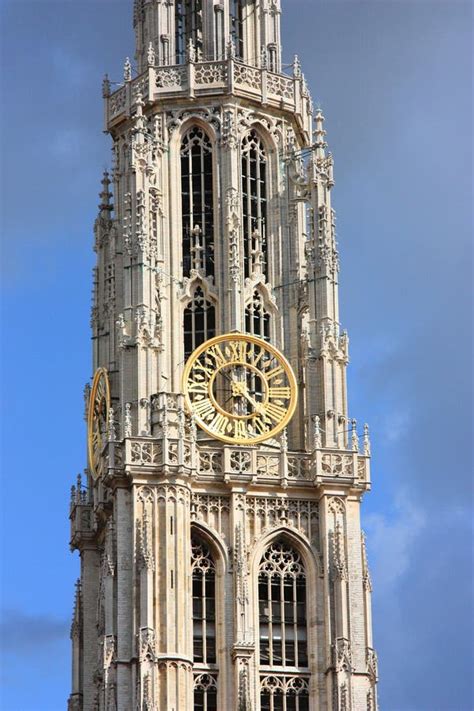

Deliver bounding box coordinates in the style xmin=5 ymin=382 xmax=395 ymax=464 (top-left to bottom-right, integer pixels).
xmin=313 ymin=415 xmax=322 ymax=450
xmin=123 ymin=57 xmax=132 ymax=82
xmin=124 ymin=403 xmax=132 ymax=438
xmin=189 ymin=414 xmax=197 ymax=443
xmin=187 ymin=38 xmax=196 ymax=63
xmin=292 ymin=54 xmax=301 ymax=78
xmin=102 ymin=73 xmax=111 ymax=98
xmin=250 ymin=229 xmax=263 ymax=275
xmin=351 ymin=419 xmax=359 ymax=452
xmin=313 ymin=108 xmax=327 ymax=158
xmin=191 ymin=225 xmax=204 ymax=271
xmin=363 ymin=423 xmax=371 ymax=456
xmin=147 ymin=42 xmax=156 ymax=67
xmin=227 ymin=38 xmax=236 ymax=60
xmin=71 ymin=579 xmax=82 ymax=639
xmin=260 ymin=45 xmax=268 ymax=69
xmin=107 ymin=406 xmax=116 ymax=442
xmin=98 ymin=171 xmax=113 ymax=216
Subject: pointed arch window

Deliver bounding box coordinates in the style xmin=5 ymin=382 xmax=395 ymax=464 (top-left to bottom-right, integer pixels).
xmin=184 ymin=287 xmax=216 ymax=361
xmin=175 ymin=0 xmax=203 ymax=64
xmin=241 ymin=130 xmax=268 ymax=279
xmin=181 ymin=127 xmax=214 ymax=278
xmin=260 ymin=676 xmax=309 ymax=711
xmin=245 ymin=290 xmax=270 ymax=341
xmin=259 ymin=541 xmax=309 ymax=710
xmin=194 ymin=673 xmax=218 ymax=711
xmin=230 ymin=0 xmax=244 ymax=59
xmin=192 ymin=536 xmax=217 ymax=665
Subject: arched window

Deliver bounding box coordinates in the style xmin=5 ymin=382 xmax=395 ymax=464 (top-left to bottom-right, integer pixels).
xmin=260 ymin=676 xmax=310 ymax=711
xmin=175 ymin=0 xmax=203 ymax=64
xmin=241 ymin=130 xmax=268 ymax=279
xmin=193 ymin=673 xmax=218 ymax=711
xmin=184 ymin=287 xmax=216 ymax=361
xmin=259 ymin=541 xmax=309 ymax=710
xmin=245 ymin=290 xmax=270 ymax=341
xmin=181 ymin=127 xmax=214 ymax=278
xmin=229 ymin=0 xmax=244 ymax=59
xmin=192 ymin=537 xmax=216 ymax=664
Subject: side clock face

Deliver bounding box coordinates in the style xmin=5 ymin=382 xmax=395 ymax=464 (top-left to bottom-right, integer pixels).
xmin=87 ymin=368 xmax=111 ymax=480
xmin=183 ymin=333 xmax=297 ymax=445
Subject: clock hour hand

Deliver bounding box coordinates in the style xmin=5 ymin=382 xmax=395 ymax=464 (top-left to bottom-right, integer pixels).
xmin=231 ymin=380 xmax=265 ymax=415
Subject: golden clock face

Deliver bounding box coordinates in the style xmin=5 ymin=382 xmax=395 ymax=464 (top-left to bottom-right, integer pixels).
xmin=183 ymin=333 xmax=297 ymax=445
xmin=87 ymin=368 xmax=111 ymax=480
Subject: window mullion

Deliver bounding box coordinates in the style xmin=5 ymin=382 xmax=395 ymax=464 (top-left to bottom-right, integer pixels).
xmin=281 ymin=574 xmax=286 ymax=667
xmin=202 ymin=571 xmax=207 ymax=663
xmin=294 ymin=576 xmax=298 ymax=667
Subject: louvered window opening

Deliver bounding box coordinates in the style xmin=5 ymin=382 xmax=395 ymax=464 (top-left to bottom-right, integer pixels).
xmin=184 ymin=287 xmax=216 ymax=362
xmin=192 ymin=538 xmax=217 ymax=665
xmin=245 ymin=290 xmax=270 ymax=341
xmin=181 ymin=127 xmax=214 ymax=278
xmin=242 ymin=130 xmax=268 ymax=279
xmin=259 ymin=542 xmax=308 ymax=668
xmin=175 ymin=0 xmax=203 ymax=64
xmin=230 ymin=0 xmax=244 ymax=59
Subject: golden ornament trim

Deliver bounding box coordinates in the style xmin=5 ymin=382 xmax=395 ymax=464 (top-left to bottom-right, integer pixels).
xmin=87 ymin=367 xmax=111 ymax=480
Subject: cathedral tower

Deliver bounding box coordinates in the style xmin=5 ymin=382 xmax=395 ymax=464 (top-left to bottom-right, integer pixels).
xmin=69 ymin=1 xmax=378 ymax=709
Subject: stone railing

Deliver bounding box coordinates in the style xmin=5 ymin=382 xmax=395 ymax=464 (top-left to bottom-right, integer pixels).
xmin=196 ymin=445 xmax=370 ymax=487
xmin=106 ymin=58 xmax=313 ymax=137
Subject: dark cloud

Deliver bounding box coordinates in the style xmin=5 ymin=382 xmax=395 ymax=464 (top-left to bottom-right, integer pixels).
xmin=0 ymin=610 xmax=69 ymax=654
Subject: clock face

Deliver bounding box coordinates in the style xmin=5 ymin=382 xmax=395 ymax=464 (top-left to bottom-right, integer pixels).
xmin=87 ymin=368 xmax=111 ymax=480
xmin=183 ymin=333 xmax=297 ymax=445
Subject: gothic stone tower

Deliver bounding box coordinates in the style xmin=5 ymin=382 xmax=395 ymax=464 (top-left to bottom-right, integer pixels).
xmin=69 ymin=1 xmax=378 ymax=709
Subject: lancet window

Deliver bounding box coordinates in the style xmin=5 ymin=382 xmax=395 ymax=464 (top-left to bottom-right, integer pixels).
xmin=192 ymin=537 xmax=216 ymax=664
xmin=181 ymin=127 xmax=214 ymax=278
xmin=175 ymin=0 xmax=203 ymax=63
xmin=245 ymin=290 xmax=270 ymax=341
xmin=184 ymin=288 xmax=216 ymax=361
xmin=259 ymin=541 xmax=309 ymax=710
xmin=229 ymin=0 xmax=244 ymax=59
xmin=241 ymin=130 xmax=268 ymax=279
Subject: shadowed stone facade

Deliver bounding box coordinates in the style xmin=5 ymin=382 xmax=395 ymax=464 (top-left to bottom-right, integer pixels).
xmin=69 ymin=1 xmax=378 ymax=709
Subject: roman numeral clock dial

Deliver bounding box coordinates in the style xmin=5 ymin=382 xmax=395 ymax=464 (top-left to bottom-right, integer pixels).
xmin=87 ymin=368 xmax=111 ymax=480
xmin=183 ymin=334 xmax=298 ymax=445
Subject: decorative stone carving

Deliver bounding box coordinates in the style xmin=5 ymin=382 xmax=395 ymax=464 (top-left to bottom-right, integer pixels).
xmin=198 ymin=449 xmax=223 ymax=476
xmin=137 ymin=510 xmax=155 ymax=571
xmin=139 ymin=627 xmax=156 ymax=661
xmin=322 ymin=453 xmax=353 ymax=478
xmin=361 ymin=531 xmax=372 ymax=592
xmin=130 ymin=441 xmax=162 ymax=466
xmin=332 ymin=637 xmax=353 ymax=673
xmin=230 ymin=450 xmax=252 ymax=473
xmin=332 ymin=523 xmax=348 ymax=581
xmin=366 ymin=647 xmax=378 ymax=682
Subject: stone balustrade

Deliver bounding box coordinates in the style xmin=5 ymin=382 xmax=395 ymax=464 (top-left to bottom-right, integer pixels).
xmin=106 ymin=58 xmax=313 ymax=138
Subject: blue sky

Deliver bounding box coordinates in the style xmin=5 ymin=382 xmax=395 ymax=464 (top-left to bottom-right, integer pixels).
xmin=0 ymin=1 xmax=472 ymax=709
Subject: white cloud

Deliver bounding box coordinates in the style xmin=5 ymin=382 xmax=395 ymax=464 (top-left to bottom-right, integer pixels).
xmin=364 ymin=494 xmax=426 ymax=593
